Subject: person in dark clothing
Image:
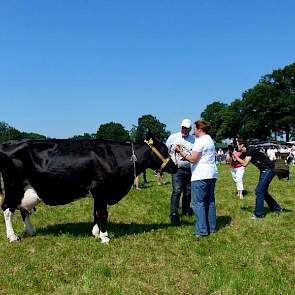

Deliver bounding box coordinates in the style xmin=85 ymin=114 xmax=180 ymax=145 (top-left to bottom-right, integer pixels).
xmin=233 ymin=140 xmax=282 ymax=218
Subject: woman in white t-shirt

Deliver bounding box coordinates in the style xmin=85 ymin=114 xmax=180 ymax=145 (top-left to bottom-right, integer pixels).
xmin=176 ymin=120 xmax=218 ymax=237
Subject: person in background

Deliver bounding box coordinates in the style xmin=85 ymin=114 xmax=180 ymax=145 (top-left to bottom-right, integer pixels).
xmin=233 ymin=140 xmax=282 ymax=219
xmin=226 ymin=139 xmax=246 ymax=199
xmin=176 ymin=119 xmax=218 ymax=237
xmin=217 ymin=148 xmax=224 ymax=164
xmin=166 ymin=119 xmax=195 ymax=225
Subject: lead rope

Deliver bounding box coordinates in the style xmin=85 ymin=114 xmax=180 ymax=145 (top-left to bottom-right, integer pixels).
xmin=173 ymin=144 xmax=191 ymax=166
xmin=130 ymin=142 xmax=137 ymax=183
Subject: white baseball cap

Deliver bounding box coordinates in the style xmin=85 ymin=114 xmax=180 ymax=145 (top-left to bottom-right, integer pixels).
xmin=181 ymin=119 xmax=192 ymax=128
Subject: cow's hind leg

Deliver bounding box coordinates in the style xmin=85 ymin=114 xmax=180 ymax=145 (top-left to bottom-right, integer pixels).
xmin=92 ymin=197 xmax=110 ymax=244
xmin=20 ymin=208 xmax=35 ymax=237
xmin=3 ymin=208 xmax=20 ymax=242
xmin=1 ymin=180 xmax=20 ymax=242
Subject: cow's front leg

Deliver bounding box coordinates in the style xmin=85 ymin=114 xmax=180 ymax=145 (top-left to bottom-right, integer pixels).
xmin=3 ymin=208 xmax=20 ymax=242
xmin=20 ymin=208 xmax=35 ymax=236
xmin=92 ymin=197 xmax=110 ymax=244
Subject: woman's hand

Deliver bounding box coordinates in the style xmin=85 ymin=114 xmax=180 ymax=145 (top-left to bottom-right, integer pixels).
xmin=174 ymin=144 xmax=182 ymax=153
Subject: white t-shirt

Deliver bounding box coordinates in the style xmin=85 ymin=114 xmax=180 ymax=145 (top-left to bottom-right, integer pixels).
xmin=191 ymin=134 xmax=218 ymax=181
xmin=166 ymin=132 xmax=195 ymax=169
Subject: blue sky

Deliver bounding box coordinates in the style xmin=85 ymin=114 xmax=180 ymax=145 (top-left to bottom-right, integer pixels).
xmin=1 ymin=0 xmax=294 ymax=138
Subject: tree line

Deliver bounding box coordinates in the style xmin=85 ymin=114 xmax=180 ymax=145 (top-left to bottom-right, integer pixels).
xmin=0 ymin=121 xmax=47 ymax=142
xmin=69 ymin=114 xmax=170 ymax=142
xmin=1 ymin=62 xmax=294 ymax=144
xmin=0 ymin=114 xmax=170 ymax=144
xmin=201 ymin=62 xmax=295 ymax=142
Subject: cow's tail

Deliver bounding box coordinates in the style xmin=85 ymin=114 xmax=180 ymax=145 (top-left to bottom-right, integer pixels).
xmin=0 ymin=172 xmax=4 ymax=208
xmin=0 ymin=151 xmax=9 ymax=207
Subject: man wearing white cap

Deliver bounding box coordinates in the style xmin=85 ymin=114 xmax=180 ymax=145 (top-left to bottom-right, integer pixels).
xmin=166 ymin=119 xmax=195 ymax=225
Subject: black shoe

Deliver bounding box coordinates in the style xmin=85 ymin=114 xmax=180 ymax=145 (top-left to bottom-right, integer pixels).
xmin=182 ymin=208 xmax=194 ymax=217
xmin=272 ymin=209 xmax=283 ymax=215
xmin=170 ymin=213 xmax=180 ymax=225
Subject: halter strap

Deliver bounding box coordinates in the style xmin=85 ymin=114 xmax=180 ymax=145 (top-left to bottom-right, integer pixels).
xmin=144 ymin=139 xmax=171 ymax=172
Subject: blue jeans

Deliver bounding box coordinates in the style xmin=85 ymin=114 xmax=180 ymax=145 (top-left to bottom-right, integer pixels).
xmin=170 ymin=168 xmax=192 ymax=214
xmin=255 ymin=169 xmax=281 ymax=217
xmin=191 ymin=179 xmax=216 ymax=236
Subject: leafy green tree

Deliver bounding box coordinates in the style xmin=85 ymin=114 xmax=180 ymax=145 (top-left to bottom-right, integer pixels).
xmin=130 ymin=114 xmax=170 ymax=143
xmin=276 ymin=94 xmax=295 ymax=141
xmin=69 ymin=133 xmax=96 ymax=140
xmin=0 ymin=121 xmax=47 ymax=142
xmin=216 ymin=99 xmax=245 ymax=140
xmin=96 ymin=122 xmax=130 ymax=142
xmin=261 ymin=63 xmax=295 ymax=141
xmin=200 ymin=102 xmax=227 ymax=141
xmin=200 ymin=62 xmax=295 ymax=142
xmin=21 ymin=132 xmax=46 ymax=140
xmin=241 ymin=83 xmax=278 ymax=140
xmin=0 ymin=121 xmax=22 ymax=142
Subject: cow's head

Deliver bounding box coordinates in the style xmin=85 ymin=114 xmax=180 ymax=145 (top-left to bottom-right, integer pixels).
xmin=144 ymin=133 xmax=177 ymax=174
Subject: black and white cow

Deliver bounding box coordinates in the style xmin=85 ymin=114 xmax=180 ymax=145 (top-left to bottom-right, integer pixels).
xmin=0 ymin=135 xmax=177 ymax=243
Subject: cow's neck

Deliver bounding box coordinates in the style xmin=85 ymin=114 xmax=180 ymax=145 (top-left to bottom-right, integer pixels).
xmin=136 ymin=144 xmax=153 ymax=174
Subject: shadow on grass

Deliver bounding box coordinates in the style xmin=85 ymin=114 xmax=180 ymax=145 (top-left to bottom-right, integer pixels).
xmin=36 ymin=221 xmax=173 ymax=238
xmin=36 ymin=215 xmax=233 ymax=238
xmin=240 ymin=206 xmax=253 ymax=213
xmin=216 ymin=215 xmax=232 ymax=231
xmin=243 ymin=190 xmax=250 ymax=196
xmin=240 ymin=206 xmax=292 ymax=214
xmin=178 ymin=215 xmax=232 ymax=232
xmin=135 ymin=180 xmax=171 ymax=189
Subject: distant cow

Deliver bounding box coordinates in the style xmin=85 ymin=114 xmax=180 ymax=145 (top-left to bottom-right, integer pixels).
xmin=0 ymin=135 xmax=177 ymax=243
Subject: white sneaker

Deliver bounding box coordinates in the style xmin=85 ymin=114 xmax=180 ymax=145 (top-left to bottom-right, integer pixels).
xmin=251 ymin=214 xmax=264 ymax=219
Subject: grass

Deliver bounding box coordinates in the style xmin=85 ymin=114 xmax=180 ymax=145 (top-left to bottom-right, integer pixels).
xmin=0 ymin=165 xmax=294 ymax=295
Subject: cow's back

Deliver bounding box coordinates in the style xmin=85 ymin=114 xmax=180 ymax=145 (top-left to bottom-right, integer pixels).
xmin=0 ymin=138 xmax=156 ymax=206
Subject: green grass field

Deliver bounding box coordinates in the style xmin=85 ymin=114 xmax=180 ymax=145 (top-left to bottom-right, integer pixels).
xmin=0 ymin=165 xmax=294 ymax=295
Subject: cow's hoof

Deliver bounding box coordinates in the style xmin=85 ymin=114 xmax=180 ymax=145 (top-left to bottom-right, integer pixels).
xmin=92 ymin=224 xmax=100 ymax=238
xmin=24 ymin=226 xmax=36 ymax=236
xmin=23 ymin=230 xmax=36 ymax=237
xmin=99 ymin=231 xmax=110 ymax=244
xmin=100 ymin=236 xmax=110 ymax=244
xmin=8 ymin=235 xmax=21 ymax=243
